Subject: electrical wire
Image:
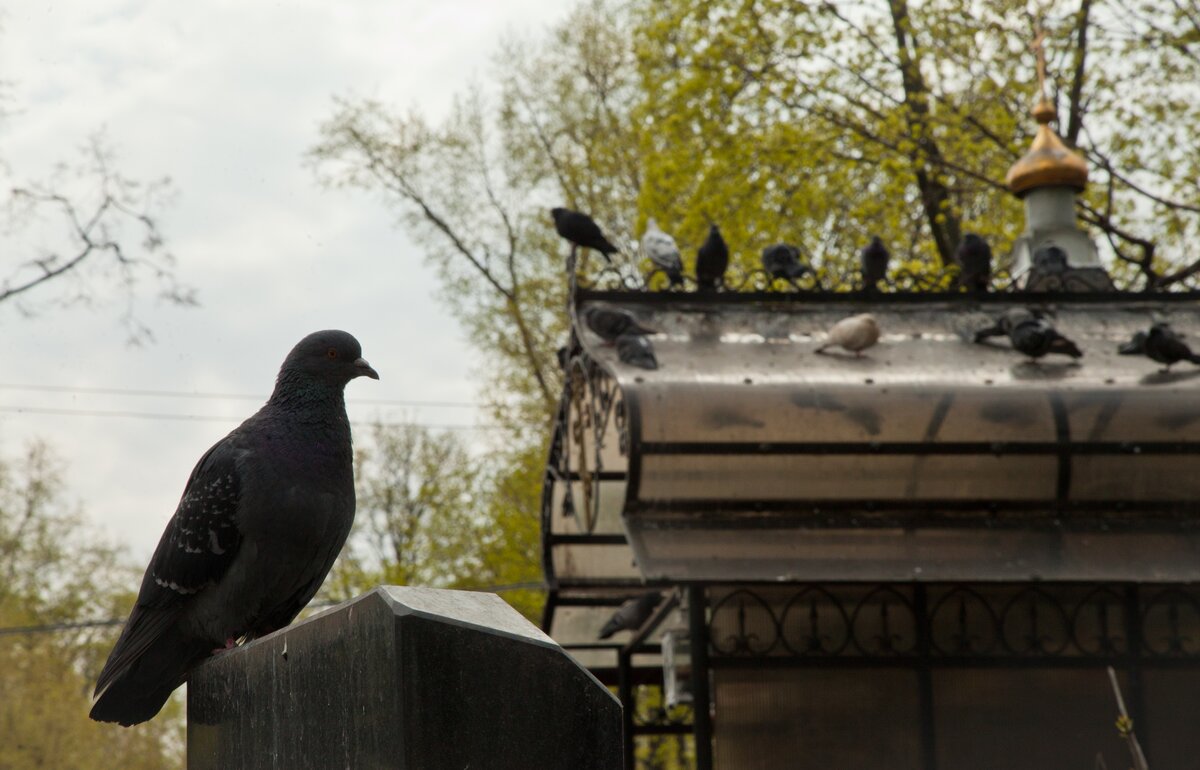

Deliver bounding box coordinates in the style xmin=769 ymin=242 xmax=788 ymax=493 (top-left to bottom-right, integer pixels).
xmin=0 ymin=404 xmax=502 ymax=430
xmin=0 ymin=583 xmax=546 ymax=636
xmin=0 ymin=382 xmax=476 ymax=408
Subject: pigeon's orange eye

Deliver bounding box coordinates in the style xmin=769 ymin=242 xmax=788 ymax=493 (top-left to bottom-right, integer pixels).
xmin=326 ymin=348 xmax=339 ymax=359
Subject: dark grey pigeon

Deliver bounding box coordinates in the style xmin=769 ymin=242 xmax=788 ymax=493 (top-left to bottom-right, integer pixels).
xmin=1032 ymin=245 xmax=1068 ymax=274
xmin=974 ymin=308 xmax=1080 ymax=359
xmin=761 ymin=243 xmax=811 ymax=283
xmin=860 ymin=236 xmax=890 ymax=289
xmin=955 ymin=233 xmax=992 ymax=292
xmin=583 ymin=306 xmax=655 ymax=344
xmin=551 ymin=207 xmax=618 ymax=262
xmin=616 ymin=333 xmax=658 ymax=370
xmin=599 ymin=592 xmax=664 ymax=639
xmin=695 ymin=224 xmax=729 ymax=290
xmin=1120 ymin=323 xmax=1200 ymax=370
xmin=90 ymin=330 xmax=379 ymax=726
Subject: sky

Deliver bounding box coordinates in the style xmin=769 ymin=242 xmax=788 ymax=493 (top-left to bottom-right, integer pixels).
xmin=0 ymin=1 xmax=570 ymax=561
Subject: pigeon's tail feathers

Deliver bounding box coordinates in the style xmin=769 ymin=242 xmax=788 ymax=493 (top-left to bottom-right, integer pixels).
xmin=90 ymin=606 xmax=209 ymax=726
xmin=1050 ymin=334 xmax=1084 ymax=359
xmin=598 ymin=618 xmax=621 ymax=640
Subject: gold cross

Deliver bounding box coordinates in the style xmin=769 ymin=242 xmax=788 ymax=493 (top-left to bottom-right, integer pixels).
xmin=1032 ymin=26 xmax=1048 ymax=103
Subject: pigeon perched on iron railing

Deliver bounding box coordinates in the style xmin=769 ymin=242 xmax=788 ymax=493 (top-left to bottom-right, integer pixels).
xmin=1119 ymin=323 xmax=1200 ymax=371
xmin=974 ymin=308 xmax=1081 ymax=359
xmin=761 ymin=243 xmax=812 ymax=284
xmin=816 ymin=314 xmax=881 ymax=356
xmin=616 ymin=333 xmax=658 ymax=370
xmin=89 ymin=330 xmax=379 ymax=726
xmin=598 ymin=592 xmax=665 ymax=639
xmin=641 ymin=218 xmax=684 ymax=287
xmin=695 ymin=224 xmax=729 ymax=291
xmin=551 ymin=207 xmax=618 ymax=262
xmin=955 ymin=233 xmax=992 ymax=292
xmin=860 ymin=236 xmax=890 ymax=290
xmin=583 ymin=306 xmax=655 ymax=344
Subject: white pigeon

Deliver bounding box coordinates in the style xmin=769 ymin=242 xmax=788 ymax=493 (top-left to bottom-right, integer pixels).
xmin=641 ymin=218 xmax=684 ymax=286
xmin=816 ymin=313 xmax=881 ymax=356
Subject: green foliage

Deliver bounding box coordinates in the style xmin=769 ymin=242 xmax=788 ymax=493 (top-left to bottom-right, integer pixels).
xmin=324 ymin=423 xmax=545 ymax=622
xmin=0 ymin=441 xmax=182 ymax=769
xmin=633 ymin=0 xmax=1200 ymax=285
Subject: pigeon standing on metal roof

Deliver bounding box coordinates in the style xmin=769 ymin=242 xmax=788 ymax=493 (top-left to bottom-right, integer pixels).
xmin=695 ymin=224 xmax=729 ymax=291
xmin=860 ymin=236 xmax=890 ymax=290
xmin=975 ymin=309 xmax=1080 ymax=359
xmin=598 ymin=592 xmax=665 ymax=639
xmin=1119 ymin=323 xmax=1200 ymax=371
xmin=955 ymin=233 xmax=992 ymax=292
xmin=616 ymin=333 xmax=658 ymax=370
xmin=89 ymin=330 xmax=379 ymax=726
xmin=583 ymin=306 xmax=655 ymax=344
xmin=551 ymin=207 xmax=618 ymax=263
xmin=761 ymin=243 xmax=812 ymax=284
xmin=641 ymin=218 xmax=684 ymax=287
xmin=1032 ymin=245 xmax=1068 ymax=274
xmin=816 ymin=314 xmax=881 ymax=356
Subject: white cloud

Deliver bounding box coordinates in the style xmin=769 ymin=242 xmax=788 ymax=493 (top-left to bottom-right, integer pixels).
xmin=0 ymin=0 xmax=570 ymax=559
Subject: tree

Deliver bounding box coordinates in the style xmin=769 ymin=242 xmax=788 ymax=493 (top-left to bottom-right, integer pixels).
xmin=322 ymin=423 xmax=545 ymax=621
xmin=2 ymin=18 xmax=193 ymax=342
xmin=0 ymin=441 xmax=182 ymax=769
xmin=633 ymin=0 xmax=1200 ymax=286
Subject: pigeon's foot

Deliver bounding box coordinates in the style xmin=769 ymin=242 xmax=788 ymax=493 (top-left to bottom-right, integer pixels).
xmin=211 ymin=638 xmax=238 ymax=655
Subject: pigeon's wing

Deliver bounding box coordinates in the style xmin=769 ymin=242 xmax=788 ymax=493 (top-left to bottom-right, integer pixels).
xmin=93 ymin=435 xmax=245 ymax=700
xmin=138 ymin=437 xmax=245 ymax=608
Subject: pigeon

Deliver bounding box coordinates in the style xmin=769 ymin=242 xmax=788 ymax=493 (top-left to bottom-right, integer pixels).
xmin=955 ymin=233 xmax=992 ymax=292
xmin=598 ymin=592 xmax=664 ymax=639
xmin=695 ymin=224 xmax=729 ymax=290
xmin=583 ymin=306 xmax=655 ymax=343
xmin=761 ymin=243 xmax=812 ymax=283
xmin=89 ymin=330 xmax=379 ymax=726
xmin=1032 ymin=245 xmax=1068 ymax=274
xmin=551 ymin=207 xmax=618 ymax=262
xmin=974 ymin=308 xmax=1081 ymax=359
xmin=1120 ymin=323 xmax=1200 ymax=370
xmin=616 ymin=333 xmax=658 ymax=370
xmin=816 ymin=313 xmax=881 ymax=356
xmin=860 ymin=236 xmax=890 ymax=290
xmin=641 ymin=218 xmax=684 ymax=287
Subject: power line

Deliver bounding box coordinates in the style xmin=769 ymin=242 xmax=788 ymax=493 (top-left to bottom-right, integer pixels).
xmin=0 ymin=382 xmax=477 ymax=409
xmin=0 ymin=583 xmax=547 ymax=636
xmin=0 ymin=404 xmax=503 ymax=431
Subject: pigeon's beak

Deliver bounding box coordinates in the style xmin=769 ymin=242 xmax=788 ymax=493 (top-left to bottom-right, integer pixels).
xmin=353 ymin=358 xmax=380 ymax=380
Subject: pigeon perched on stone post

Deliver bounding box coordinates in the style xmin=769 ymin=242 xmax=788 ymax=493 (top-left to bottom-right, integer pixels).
xmin=598 ymin=592 xmax=664 ymax=639
xmin=641 ymin=218 xmax=684 ymax=287
xmin=89 ymin=330 xmax=379 ymax=726
xmin=695 ymin=224 xmax=729 ymax=290
xmin=860 ymin=236 xmax=890 ymax=290
xmin=551 ymin=207 xmax=618 ymax=263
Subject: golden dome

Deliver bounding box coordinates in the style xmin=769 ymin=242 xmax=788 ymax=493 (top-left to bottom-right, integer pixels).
xmin=1006 ymin=97 xmax=1089 ymax=197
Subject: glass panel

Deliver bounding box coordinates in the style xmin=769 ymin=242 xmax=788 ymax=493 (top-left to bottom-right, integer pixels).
xmin=1072 ymin=456 xmax=1200 ymax=500
xmin=551 ymin=542 xmax=641 ymax=581
xmin=713 ymin=668 xmax=921 ymax=770
xmin=639 ymin=455 xmax=1056 ymax=501
xmin=1144 ymin=669 xmax=1200 ymax=770
xmin=933 ymin=669 xmax=1126 ymax=770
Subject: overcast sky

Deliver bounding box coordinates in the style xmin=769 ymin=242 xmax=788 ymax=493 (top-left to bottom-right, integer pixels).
xmin=0 ymin=1 xmax=568 ymax=561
